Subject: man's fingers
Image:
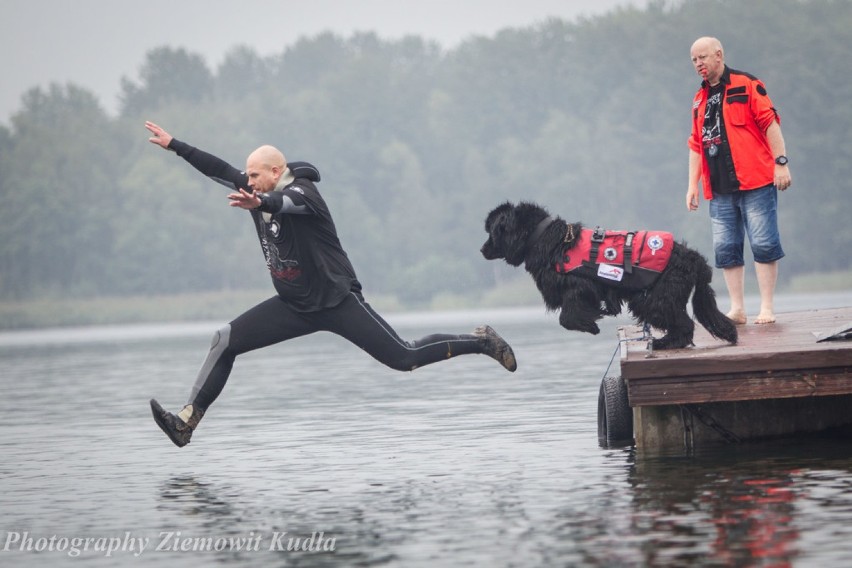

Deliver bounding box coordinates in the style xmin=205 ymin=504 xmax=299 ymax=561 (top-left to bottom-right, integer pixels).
xmin=228 ymin=190 xmax=254 ymax=203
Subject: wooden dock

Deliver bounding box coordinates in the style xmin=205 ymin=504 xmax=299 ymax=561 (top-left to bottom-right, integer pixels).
xmin=617 ymin=306 xmax=852 ymax=450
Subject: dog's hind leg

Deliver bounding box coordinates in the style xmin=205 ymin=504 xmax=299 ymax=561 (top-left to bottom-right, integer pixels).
xmin=647 ymin=310 xmax=694 ymax=350
xmin=630 ymin=290 xmax=695 ymax=349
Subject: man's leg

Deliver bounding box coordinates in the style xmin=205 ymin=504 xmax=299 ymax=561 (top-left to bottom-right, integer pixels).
xmin=743 ymin=186 xmax=785 ymax=325
xmin=321 ymin=293 xmax=516 ymax=372
xmin=151 ymin=296 xmax=316 ymax=447
xmin=722 ymin=266 xmax=747 ymax=325
xmin=754 ymin=261 xmax=778 ymax=324
xmin=709 ymin=193 xmax=747 ymax=325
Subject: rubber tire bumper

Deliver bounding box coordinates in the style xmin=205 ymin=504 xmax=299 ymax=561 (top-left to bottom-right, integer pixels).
xmin=597 ymin=376 xmax=633 ymax=447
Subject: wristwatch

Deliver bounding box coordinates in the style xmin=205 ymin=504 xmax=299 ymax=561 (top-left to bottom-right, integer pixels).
xmin=774 ymin=155 xmax=789 ymax=166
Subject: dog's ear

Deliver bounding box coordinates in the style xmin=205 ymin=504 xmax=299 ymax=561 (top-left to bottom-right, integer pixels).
xmin=514 ymin=201 xmax=550 ymax=227
xmin=485 ymin=201 xmax=515 ymax=232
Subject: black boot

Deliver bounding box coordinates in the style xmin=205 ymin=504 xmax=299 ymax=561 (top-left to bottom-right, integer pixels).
xmin=473 ymin=325 xmax=517 ymax=372
xmin=150 ymin=399 xmax=204 ymax=447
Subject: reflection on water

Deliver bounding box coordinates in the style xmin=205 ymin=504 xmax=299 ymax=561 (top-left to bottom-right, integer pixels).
xmin=627 ymin=441 xmax=852 ymax=566
xmin=1 ymin=294 xmax=852 ymax=566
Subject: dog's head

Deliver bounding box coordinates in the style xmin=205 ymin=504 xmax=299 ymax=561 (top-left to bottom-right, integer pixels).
xmin=481 ymin=201 xmax=550 ymax=266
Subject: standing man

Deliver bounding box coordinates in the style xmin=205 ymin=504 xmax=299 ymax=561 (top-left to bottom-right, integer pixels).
xmin=145 ymin=121 xmax=517 ymax=448
xmin=686 ymin=37 xmax=792 ymax=325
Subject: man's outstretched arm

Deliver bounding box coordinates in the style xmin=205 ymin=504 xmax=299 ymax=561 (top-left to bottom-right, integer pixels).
xmin=145 ymin=121 xmax=249 ymax=191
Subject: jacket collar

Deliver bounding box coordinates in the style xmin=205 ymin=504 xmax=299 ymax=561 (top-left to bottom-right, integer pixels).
xmin=702 ymin=65 xmax=731 ymax=89
xmin=272 ymin=168 xmax=295 ymax=192
xmin=259 ymin=169 xmax=296 ymax=223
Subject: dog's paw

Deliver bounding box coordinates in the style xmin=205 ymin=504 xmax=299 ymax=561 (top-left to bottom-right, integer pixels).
xmin=651 ymin=336 xmax=693 ymax=350
xmin=570 ymin=322 xmax=600 ymax=335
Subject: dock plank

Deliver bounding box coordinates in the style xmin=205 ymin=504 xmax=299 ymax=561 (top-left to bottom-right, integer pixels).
xmin=618 ymin=307 xmax=852 ymax=406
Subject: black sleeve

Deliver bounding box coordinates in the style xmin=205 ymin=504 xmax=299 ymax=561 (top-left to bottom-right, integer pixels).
xmin=258 ymin=183 xmax=313 ymax=215
xmin=168 ymin=139 xmax=249 ymax=190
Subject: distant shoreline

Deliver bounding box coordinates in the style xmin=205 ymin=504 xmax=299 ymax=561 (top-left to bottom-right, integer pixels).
xmin=1 ymin=275 xmax=849 ymax=331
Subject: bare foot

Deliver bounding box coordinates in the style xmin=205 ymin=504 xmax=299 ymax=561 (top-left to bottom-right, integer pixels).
xmin=754 ymin=311 xmax=776 ymax=324
xmin=727 ymin=310 xmax=747 ymax=325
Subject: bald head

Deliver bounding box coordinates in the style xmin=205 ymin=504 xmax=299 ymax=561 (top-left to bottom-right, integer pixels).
xmin=691 ymin=37 xmax=723 ymax=57
xmin=247 ymin=145 xmax=286 ymax=170
xmin=690 ymin=36 xmax=725 ymax=85
xmin=245 ymin=145 xmax=288 ymax=193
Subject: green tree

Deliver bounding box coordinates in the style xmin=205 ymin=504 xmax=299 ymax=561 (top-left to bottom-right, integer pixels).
xmin=120 ymin=47 xmax=213 ymax=117
xmin=2 ymin=0 xmax=850 ymax=315
xmin=0 ymin=84 xmax=126 ymax=299
xmin=214 ymin=45 xmax=271 ymax=101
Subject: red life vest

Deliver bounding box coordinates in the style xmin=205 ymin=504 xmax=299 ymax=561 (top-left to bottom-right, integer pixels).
xmin=556 ymin=228 xmax=674 ymax=290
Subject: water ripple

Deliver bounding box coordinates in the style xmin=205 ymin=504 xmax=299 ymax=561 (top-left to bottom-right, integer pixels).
xmin=2 ymin=303 xmax=852 ymax=566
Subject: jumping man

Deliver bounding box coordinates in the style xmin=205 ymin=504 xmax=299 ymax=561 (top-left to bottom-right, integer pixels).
xmin=145 ymin=122 xmax=517 ymax=447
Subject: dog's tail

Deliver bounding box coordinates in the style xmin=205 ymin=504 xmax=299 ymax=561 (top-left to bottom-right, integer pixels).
xmin=691 ymin=252 xmax=738 ymax=345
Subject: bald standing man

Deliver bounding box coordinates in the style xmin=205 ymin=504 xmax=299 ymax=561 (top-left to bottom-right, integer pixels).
xmin=144 ymin=122 xmax=517 ymax=448
xmin=686 ymin=37 xmax=792 ymax=326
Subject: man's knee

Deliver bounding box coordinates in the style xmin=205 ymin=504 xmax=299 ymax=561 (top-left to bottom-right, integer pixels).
xmin=752 ymin=246 xmax=785 ymax=264
xmin=714 ymin=245 xmax=744 ymax=269
xmin=207 ymin=324 xmax=234 ymax=358
xmin=749 ymin=229 xmax=784 ymax=264
xmin=370 ymin=349 xmax=418 ymax=372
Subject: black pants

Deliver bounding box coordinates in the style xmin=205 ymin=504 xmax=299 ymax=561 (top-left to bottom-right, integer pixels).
xmin=188 ymin=292 xmax=485 ymax=410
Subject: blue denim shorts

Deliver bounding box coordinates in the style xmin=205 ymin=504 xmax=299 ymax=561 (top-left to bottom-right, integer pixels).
xmin=709 ymin=184 xmax=785 ymax=268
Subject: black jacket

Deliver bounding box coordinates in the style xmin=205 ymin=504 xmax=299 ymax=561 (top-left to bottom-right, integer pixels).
xmin=168 ymin=139 xmax=361 ymax=311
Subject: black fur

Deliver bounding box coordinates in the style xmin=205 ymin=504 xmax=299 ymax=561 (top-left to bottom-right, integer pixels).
xmin=480 ymin=201 xmax=737 ymax=350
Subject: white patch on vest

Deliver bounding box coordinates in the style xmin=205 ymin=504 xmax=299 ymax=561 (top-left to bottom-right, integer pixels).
xmin=647 ymin=234 xmax=664 ymax=255
xmin=598 ymin=263 xmax=624 ymax=282
xmin=269 ymin=220 xmax=281 ymax=238
xmin=604 ymin=247 xmax=618 ymax=261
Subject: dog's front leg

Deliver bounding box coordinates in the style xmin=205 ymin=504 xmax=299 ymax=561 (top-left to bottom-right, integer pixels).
xmin=601 ymin=290 xmax=623 ymax=316
xmin=558 ymin=303 xmax=601 ymax=335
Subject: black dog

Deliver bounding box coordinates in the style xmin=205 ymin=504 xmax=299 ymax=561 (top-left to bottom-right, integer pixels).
xmin=480 ymin=201 xmax=737 ymax=350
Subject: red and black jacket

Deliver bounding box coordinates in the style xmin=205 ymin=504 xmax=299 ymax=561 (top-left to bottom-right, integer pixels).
xmin=688 ymin=66 xmax=780 ymax=199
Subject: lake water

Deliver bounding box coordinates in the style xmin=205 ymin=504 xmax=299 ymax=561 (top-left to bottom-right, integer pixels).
xmin=1 ymin=292 xmax=851 ymax=567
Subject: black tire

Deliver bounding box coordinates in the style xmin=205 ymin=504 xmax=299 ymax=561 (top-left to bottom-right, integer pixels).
xmin=597 ymin=376 xmax=633 ymax=447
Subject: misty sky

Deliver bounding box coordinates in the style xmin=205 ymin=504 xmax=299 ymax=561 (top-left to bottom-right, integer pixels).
xmin=0 ymin=0 xmax=648 ymax=125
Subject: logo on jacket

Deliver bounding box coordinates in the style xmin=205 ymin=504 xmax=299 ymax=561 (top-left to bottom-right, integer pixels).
xmin=273 ymin=260 xmax=302 ymax=282
xmin=598 ymin=264 xmax=624 ymax=282
xmin=268 ymin=221 xmax=281 ymax=238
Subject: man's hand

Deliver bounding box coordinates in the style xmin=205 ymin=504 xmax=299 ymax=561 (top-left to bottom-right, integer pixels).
xmin=228 ymin=188 xmax=262 ymax=210
xmin=145 ymin=121 xmax=173 ymax=149
xmin=686 ymin=187 xmax=700 ymax=211
xmin=775 ymin=165 xmax=792 ymax=191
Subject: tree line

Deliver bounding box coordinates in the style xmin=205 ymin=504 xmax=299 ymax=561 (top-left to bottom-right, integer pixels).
xmin=1 ymin=0 xmax=849 ymax=307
